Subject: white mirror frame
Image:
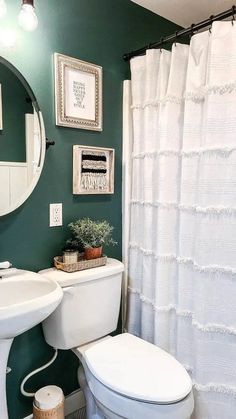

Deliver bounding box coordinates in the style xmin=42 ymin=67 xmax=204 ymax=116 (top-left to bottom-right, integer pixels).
xmin=1 ymin=111 xmax=46 ymax=216
xmin=0 ymin=57 xmax=46 ymax=217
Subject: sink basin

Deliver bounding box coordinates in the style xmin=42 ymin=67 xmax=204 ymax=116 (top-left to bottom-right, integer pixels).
xmin=0 ymin=270 xmax=63 ymax=339
xmin=0 ymin=269 xmax=63 ymax=418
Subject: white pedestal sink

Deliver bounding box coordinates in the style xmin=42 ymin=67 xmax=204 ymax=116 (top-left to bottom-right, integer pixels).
xmin=0 ymin=269 xmax=63 ymax=419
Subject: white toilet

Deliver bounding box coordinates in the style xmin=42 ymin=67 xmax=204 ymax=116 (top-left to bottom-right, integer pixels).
xmin=40 ymin=258 xmax=194 ymax=419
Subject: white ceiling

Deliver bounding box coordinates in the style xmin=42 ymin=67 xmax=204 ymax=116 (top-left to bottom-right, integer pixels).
xmin=131 ymin=0 xmax=235 ymax=28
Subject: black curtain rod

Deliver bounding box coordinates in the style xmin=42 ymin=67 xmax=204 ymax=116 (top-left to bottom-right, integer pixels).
xmin=123 ymin=5 xmax=236 ymax=61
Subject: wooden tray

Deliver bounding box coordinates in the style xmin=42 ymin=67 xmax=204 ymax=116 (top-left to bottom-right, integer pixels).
xmin=54 ymin=255 xmax=107 ymax=273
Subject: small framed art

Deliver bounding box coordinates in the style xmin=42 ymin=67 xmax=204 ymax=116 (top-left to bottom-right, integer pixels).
xmin=54 ymin=53 xmax=102 ymax=131
xmin=73 ymin=145 xmax=114 ymax=195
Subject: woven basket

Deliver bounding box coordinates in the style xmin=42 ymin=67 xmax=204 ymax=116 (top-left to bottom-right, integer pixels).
xmin=33 ymin=399 xmax=64 ymax=419
xmin=54 ymin=255 xmax=107 ymax=273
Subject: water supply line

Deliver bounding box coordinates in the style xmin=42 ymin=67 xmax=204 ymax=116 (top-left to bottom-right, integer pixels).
xmin=20 ymin=349 xmax=58 ymax=397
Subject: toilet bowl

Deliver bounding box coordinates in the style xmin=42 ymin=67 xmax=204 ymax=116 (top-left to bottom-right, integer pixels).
xmin=74 ymin=334 xmax=194 ymax=419
xmin=40 ymin=259 xmax=194 ymax=419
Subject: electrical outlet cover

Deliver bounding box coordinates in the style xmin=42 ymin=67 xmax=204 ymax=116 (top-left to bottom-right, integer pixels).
xmin=50 ymin=203 xmax=63 ymax=227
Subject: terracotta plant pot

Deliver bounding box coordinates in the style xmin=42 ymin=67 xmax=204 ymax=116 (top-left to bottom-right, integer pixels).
xmin=84 ymin=246 xmax=102 ymax=260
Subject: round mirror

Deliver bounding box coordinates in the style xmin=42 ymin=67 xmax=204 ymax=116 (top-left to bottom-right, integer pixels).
xmin=0 ymin=57 xmax=45 ymax=216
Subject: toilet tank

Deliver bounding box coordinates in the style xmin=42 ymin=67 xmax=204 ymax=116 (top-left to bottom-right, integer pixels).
xmin=39 ymin=258 xmax=124 ymax=350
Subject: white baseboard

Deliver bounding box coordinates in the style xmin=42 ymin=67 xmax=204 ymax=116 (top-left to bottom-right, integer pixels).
xmin=65 ymin=389 xmax=85 ymax=416
xmin=23 ymin=388 xmax=85 ymax=419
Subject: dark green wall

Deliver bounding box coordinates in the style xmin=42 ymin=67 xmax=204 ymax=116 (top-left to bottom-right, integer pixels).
xmin=0 ymin=63 xmax=32 ymax=162
xmin=0 ymin=1 xmax=180 ymax=417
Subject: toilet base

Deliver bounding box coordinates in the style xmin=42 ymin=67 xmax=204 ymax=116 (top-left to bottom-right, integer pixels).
xmin=78 ymin=366 xmax=104 ymax=419
xmin=78 ymin=365 xmax=127 ymax=419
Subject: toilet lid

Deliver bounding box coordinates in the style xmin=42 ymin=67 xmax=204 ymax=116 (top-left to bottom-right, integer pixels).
xmin=84 ymin=333 xmax=192 ymax=404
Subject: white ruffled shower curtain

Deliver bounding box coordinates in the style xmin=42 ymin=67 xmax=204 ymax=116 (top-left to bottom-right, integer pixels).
xmin=124 ymin=21 xmax=236 ymax=419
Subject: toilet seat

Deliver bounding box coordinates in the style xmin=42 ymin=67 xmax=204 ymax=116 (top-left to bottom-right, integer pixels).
xmin=84 ymin=363 xmax=194 ymax=419
xmin=83 ymin=363 xmax=194 ymax=419
xmin=84 ymin=333 xmax=192 ymax=404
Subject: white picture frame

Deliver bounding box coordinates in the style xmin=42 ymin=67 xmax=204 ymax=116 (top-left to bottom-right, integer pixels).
xmin=0 ymin=84 xmax=3 ymax=130
xmin=73 ymin=145 xmax=114 ymax=195
xmin=54 ymin=53 xmax=103 ymax=131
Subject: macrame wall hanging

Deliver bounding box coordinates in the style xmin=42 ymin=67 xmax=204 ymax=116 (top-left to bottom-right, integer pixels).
xmin=81 ymin=150 xmax=108 ymax=191
xmin=73 ymin=145 xmax=115 ymax=195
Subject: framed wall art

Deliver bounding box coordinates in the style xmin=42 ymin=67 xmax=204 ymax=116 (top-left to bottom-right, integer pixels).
xmin=54 ymin=53 xmax=102 ymax=131
xmin=73 ymin=145 xmax=114 ymax=195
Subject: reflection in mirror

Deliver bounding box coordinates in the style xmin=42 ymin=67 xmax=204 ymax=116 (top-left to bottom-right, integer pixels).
xmin=0 ymin=58 xmax=45 ymax=216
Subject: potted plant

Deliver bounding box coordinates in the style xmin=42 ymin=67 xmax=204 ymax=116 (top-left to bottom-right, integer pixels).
xmin=68 ymin=217 xmax=117 ymax=260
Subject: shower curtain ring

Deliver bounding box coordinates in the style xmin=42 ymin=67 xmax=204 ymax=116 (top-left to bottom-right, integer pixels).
xmin=231 ymin=5 xmax=235 ymax=25
xmin=190 ymin=23 xmax=195 ymax=39
xmin=160 ymin=37 xmax=164 ymax=53
xmin=209 ymin=15 xmax=214 ymax=33
xmin=174 ymin=31 xmax=178 ymax=46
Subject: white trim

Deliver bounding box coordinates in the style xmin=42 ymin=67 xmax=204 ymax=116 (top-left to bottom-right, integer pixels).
xmin=122 ymin=80 xmax=133 ymax=332
xmin=65 ymin=389 xmax=86 ymax=416
xmin=0 ymin=162 xmax=27 ymax=167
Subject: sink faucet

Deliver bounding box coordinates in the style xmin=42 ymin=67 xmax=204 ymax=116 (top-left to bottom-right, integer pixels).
xmin=0 ymin=262 xmax=18 ymax=280
xmin=0 ymin=261 xmax=12 ymax=270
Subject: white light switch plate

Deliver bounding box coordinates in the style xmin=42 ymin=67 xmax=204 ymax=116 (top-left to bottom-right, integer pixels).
xmin=50 ymin=203 xmax=63 ymax=227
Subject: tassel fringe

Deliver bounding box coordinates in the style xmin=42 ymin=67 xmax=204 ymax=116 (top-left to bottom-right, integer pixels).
xmin=131 ymin=95 xmax=183 ymax=110
xmin=129 ymin=243 xmax=236 ymax=277
xmin=208 ymin=81 xmax=236 ymax=96
xmin=132 ymin=82 xmax=236 ymax=109
xmin=81 ymin=173 xmax=107 ymax=191
xmin=194 ymin=382 xmax=236 ymax=398
xmin=132 ymin=150 xmax=179 ymax=159
xmin=128 ymin=287 xmax=236 ymax=336
xmin=184 ymin=91 xmax=206 ymax=103
xmin=131 ymin=200 xmax=236 ymax=216
xmin=132 ymin=146 xmax=236 ymax=160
